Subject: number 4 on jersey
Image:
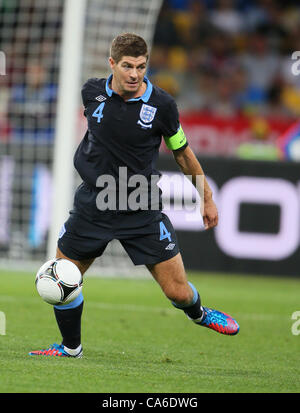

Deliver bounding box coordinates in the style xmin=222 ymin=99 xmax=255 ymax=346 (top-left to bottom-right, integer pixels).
xmin=159 ymin=221 xmax=171 ymax=242
xmin=92 ymin=102 xmax=105 ymax=123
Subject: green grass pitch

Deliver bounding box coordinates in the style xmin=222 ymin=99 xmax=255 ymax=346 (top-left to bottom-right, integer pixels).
xmin=0 ymin=269 xmax=299 ymax=393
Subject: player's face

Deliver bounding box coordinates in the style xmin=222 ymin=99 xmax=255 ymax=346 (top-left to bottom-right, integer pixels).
xmin=109 ymin=55 xmax=147 ymax=98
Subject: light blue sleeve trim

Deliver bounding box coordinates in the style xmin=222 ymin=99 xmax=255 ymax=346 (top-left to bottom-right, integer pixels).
xmin=54 ymin=291 xmax=84 ymax=310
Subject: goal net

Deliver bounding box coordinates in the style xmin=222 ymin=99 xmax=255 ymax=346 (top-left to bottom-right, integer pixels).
xmin=0 ymin=0 xmax=163 ymax=277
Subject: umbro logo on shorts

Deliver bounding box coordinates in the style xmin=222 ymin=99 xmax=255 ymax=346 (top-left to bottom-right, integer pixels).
xmin=165 ymin=243 xmax=175 ymax=250
xmin=95 ymin=95 xmax=107 ymax=102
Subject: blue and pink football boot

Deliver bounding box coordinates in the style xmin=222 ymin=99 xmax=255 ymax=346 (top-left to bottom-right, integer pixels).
xmin=195 ymin=306 xmax=239 ymax=335
xmin=29 ymin=343 xmax=83 ymax=358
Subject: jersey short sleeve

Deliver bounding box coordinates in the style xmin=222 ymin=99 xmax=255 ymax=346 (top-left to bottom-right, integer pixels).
xmin=81 ymin=78 xmax=93 ymax=108
xmin=81 ymin=78 xmax=104 ymax=109
xmin=161 ymin=98 xmax=188 ymax=151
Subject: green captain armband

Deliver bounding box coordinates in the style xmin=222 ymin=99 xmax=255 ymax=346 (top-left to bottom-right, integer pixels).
xmin=164 ymin=125 xmax=187 ymax=151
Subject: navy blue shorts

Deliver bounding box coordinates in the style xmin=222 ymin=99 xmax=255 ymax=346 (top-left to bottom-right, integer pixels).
xmin=57 ymin=210 xmax=180 ymax=266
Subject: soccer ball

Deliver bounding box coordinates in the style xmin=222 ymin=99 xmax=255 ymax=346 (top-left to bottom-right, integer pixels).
xmin=35 ymin=258 xmax=83 ymax=305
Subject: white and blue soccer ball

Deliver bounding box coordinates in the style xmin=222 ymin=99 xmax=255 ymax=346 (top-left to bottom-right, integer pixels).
xmin=35 ymin=258 xmax=83 ymax=305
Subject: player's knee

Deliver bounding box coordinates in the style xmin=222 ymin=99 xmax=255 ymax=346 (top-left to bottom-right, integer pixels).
xmin=164 ymin=283 xmax=194 ymax=306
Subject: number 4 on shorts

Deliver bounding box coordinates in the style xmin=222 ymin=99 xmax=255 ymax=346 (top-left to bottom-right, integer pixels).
xmin=159 ymin=221 xmax=171 ymax=242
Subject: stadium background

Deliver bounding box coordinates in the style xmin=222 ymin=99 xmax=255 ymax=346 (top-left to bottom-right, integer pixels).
xmin=0 ymin=0 xmax=300 ymax=277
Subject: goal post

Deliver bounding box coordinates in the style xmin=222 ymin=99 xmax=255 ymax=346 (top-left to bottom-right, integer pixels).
xmin=47 ymin=0 xmax=87 ymax=259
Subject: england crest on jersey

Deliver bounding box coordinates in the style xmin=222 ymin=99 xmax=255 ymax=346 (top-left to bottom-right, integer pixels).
xmin=139 ymin=104 xmax=157 ymax=124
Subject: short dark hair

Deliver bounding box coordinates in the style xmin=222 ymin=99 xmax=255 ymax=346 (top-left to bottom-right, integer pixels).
xmin=110 ymin=33 xmax=148 ymax=63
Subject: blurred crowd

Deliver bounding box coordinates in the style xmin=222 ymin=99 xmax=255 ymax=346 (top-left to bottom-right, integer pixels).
xmin=149 ymin=0 xmax=300 ymax=119
xmin=0 ymin=0 xmax=62 ymax=143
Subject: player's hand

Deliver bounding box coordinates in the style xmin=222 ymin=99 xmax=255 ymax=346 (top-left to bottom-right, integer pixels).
xmin=203 ymin=198 xmax=218 ymax=230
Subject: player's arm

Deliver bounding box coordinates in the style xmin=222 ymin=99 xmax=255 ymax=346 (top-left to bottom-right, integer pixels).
xmin=172 ymin=144 xmax=218 ymax=230
xmin=161 ymin=100 xmax=218 ymax=230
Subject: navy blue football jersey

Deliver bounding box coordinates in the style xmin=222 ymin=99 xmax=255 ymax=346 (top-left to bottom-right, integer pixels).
xmin=73 ymin=75 xmax=188 ymax=212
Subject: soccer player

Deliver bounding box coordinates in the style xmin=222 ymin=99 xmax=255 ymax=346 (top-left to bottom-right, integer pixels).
xmin=29 ymin=33 xmax=239 ymax=358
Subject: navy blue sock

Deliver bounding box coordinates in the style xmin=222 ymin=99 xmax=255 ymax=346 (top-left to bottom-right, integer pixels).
xmin=54 ymin=293 xmax=84 ymax=349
